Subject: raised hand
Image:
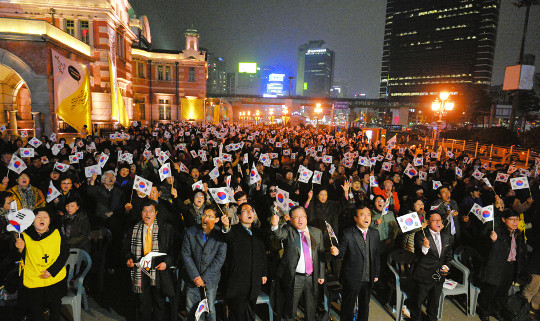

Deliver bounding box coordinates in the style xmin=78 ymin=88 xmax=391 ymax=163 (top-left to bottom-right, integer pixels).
xmin=271 ymin=214 xmax=279 ymax=227
xmin=423 ymin=237 xmax=430 ymax=248
xmin=221 ymin=214 xmax=230 ymax=230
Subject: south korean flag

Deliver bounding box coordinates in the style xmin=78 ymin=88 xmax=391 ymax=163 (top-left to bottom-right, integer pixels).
xmin=133 ymin=175 xmax=152 ymax=196
xmin=46 ymin=181 xmax=61 ymax=203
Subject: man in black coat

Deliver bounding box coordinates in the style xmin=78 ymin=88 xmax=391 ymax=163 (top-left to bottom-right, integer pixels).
xmin=270 ymin=206 xmax=325 ymax=321
xmin=409 ymin=211 xmax=453 ymax=321
xmin=220 ymin=202 xmax=267 ymax=321
xmin=125 ymin=199 xmax=177 ymax=321
xmin=477 ymin=209 xmax=527 ymax=321
xmin=330 ymin=205 xmax=380 ymax=321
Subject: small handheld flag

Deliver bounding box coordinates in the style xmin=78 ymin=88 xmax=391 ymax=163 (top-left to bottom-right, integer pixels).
xmin=249 ymin=163 xmax=261 ymax=185
xmin=84 ymin=165 xmax=101 ymax=178
xmin=397 ymin=212 xmax=422 ymax=233
xmin=46 ymin=181 xmax=61 ymax=203
xmin=7 ymin=208 xmax=35 ymax=236
xmin=159 ymin=163 xmax=172 ymax=181
xmin=8 ymin=155 xmax=27 ymax=174
xmin=325 ymin=221 xmax=339 ymax=245
xmin=133 ymin=175 xmax=153 ymax=196
xmin=209 ymin=187 xmax=232 ymax=205
xmin=510 ymin=177 xmax=529 ymax=190
xmin=192 ymin=180 xmax=204 ymax=191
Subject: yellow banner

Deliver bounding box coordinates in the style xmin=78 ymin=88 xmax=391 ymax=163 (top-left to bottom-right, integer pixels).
xmin=180 ymin=98 xmax=204 ymax=121
xmin=108 ymin=58 xmax=130 ymax=127
xmin=55 ymin=66 xmax=92 ymax=134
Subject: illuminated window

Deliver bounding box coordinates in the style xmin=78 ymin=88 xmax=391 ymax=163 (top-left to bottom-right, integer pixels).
xmin=165 ymin=66 xmax=172 ymax=81
xmin=158 ymin=99 xmax=171 ymax=120
xmin=135 ymin=99 xmax=145 ymax=119
xmin=65 ymin=19 xmax=75 ymax=36
xmin=158 ymin=65 xmax=164 ymax=81
xmin=80 ymin=21 xmax=89 ymax=44
xmin=137 ymin=63 xmax=145 ymax=78
xmin=188 ymin=67 xmax=195 ymax=82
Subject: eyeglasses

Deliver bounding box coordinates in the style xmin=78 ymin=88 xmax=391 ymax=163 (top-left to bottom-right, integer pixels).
xmin=269 ymin=189 xmax=277 ymax=192
xmin=195 ymin=195 xmax=205 ymax=199
xmin=291 ymin=215 xmax=307 ymax=220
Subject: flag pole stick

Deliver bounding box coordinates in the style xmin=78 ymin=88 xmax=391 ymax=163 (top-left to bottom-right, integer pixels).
xmin=130 ymin=188 xmax=134 ymax=204
xmin=203 ymin=286 xmax=210 ymax=314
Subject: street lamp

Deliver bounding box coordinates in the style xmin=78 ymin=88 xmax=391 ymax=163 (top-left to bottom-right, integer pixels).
xmin=282 ymin=105 xmax=289 ymax=124
xmin=314 ymin=103 xmax=322 ymax=127
xmin=431 ymin=92 xmax=454 ymax=151
xmin=255 ymin=110 xmax=260 ymax=125
xmin=269 ymin=108 xmax=274 ymax=124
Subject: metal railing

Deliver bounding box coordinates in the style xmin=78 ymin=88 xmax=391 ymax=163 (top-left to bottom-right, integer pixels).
xmin=417 ymin=137 xmax=539 ymax=167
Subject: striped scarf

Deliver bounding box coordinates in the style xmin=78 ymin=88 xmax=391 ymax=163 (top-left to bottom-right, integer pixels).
xmin=130 ymin=221 xmax=160 ymax=293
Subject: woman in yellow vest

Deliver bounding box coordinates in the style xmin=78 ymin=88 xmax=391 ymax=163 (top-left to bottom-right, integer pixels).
xmin=15 ymin=208 xmax=69 ymax=321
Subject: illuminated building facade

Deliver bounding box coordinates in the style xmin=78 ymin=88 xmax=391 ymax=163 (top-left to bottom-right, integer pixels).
xmin=131 ymin=26 xmax=207 ymax=123
xmin=379 ymin=0 xmax=500 ymax=103
xmin=296 ymin=40 xmax=334 ymax=98
xmin=0 ymin=0 xmax=207 ymax=136
xmin=260 ymin=65 xmax=293 ymax=97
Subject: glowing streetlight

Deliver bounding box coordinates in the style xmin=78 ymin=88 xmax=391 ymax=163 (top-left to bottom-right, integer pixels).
xmin=314 ymin=103 xmax=322 ymax=127
xmin=431 ymin=92 xmax=454 ymax=150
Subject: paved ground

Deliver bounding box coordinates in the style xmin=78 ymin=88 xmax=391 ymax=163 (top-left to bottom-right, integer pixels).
xmin=75 ymin=287 xmax=483 ymax=321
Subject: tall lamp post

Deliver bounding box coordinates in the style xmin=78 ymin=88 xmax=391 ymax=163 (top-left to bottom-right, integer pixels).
xmin=315 ymin=103 xmax=322 ymax=128
xmin=269 ymin=108 xmax=274 ymax=124
xmin=431 ymin=92 xmax=454 ymax=151
xmin=255 ymin=110 xmax=260 ymax=125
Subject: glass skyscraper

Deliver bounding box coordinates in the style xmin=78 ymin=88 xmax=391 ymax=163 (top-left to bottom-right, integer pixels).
xmin=296 ymin=40 xmax=335 ymax=97
xmin=379 ymin=0 xmax=500 ymax=102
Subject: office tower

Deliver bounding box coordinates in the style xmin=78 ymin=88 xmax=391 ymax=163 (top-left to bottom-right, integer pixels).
xmin=226 ymin=72 xmax=236 ymax=95
xmin=207 ymin=54 xmax=227 ymax=94
xmin=296 ymin=40 xmax=335 ymax=97
xmin=379 ymin=0 xmax=500 ymax=101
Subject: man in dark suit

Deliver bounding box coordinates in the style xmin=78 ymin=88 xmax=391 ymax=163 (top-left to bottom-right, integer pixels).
xmin=330 ymin=205 xmax=380 ymax=321
xmin=182 ymin=206 xmax=227 ymax=321
xmin=221 ymin=202 xmax=267 ymax=321
xmin=125 ymin=199 xmax=177 ymax=321
xmin=409 ymin=211 xmax=453 ymax=321
xmin=270 ymin=206 xmax=325 ymax=321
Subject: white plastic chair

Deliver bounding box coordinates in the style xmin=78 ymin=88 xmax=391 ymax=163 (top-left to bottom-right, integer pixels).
xmin=437 ymin=260 xmax=469 ymax=320
xmin=387 ymin=249 xmax=416 ymax=320
xmin=62 ymin=248 xmax=92 ymax=321
xmin=454 ymin=246 xmax=483 ymax=316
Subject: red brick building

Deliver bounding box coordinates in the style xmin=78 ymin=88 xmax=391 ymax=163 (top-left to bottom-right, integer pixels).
xmin=0 ymin=0 xmax=207 ymax=136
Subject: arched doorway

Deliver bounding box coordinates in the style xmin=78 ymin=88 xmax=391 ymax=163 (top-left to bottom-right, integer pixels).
xmin=0 ymin=48 xmax=51 ymax=136
xmin=0 ymin=63 xmax=32 ymax=132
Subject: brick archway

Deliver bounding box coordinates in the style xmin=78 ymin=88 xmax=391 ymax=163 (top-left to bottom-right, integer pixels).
xmin=0 ymin=48 xmax=51 ymax=136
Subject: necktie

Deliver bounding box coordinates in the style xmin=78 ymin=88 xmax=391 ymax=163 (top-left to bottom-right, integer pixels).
xmin=362 ymin=230 xmax=367 ymax=241
xmin=144 ymin=227 xmax=152 ymax=256
xmin=450 ymin=216 xmax=456 ymax=235
xmin=300 ymin=231 xmax=313 ymax=275
xmin=434 ymin=233 xmax=441 ymax=257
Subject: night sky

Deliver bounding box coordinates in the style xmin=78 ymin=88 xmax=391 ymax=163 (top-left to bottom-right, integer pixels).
xmin=130 ymin=0 xmax=540 ymax=98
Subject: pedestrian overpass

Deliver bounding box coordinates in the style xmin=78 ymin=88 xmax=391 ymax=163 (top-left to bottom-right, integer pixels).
xmin=206 ymin=94 xmax=424 ymax=126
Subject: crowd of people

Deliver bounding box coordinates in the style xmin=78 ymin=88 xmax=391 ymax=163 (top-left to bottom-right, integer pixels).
xmin=0 ymin=122 xmax=539 ymax=321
